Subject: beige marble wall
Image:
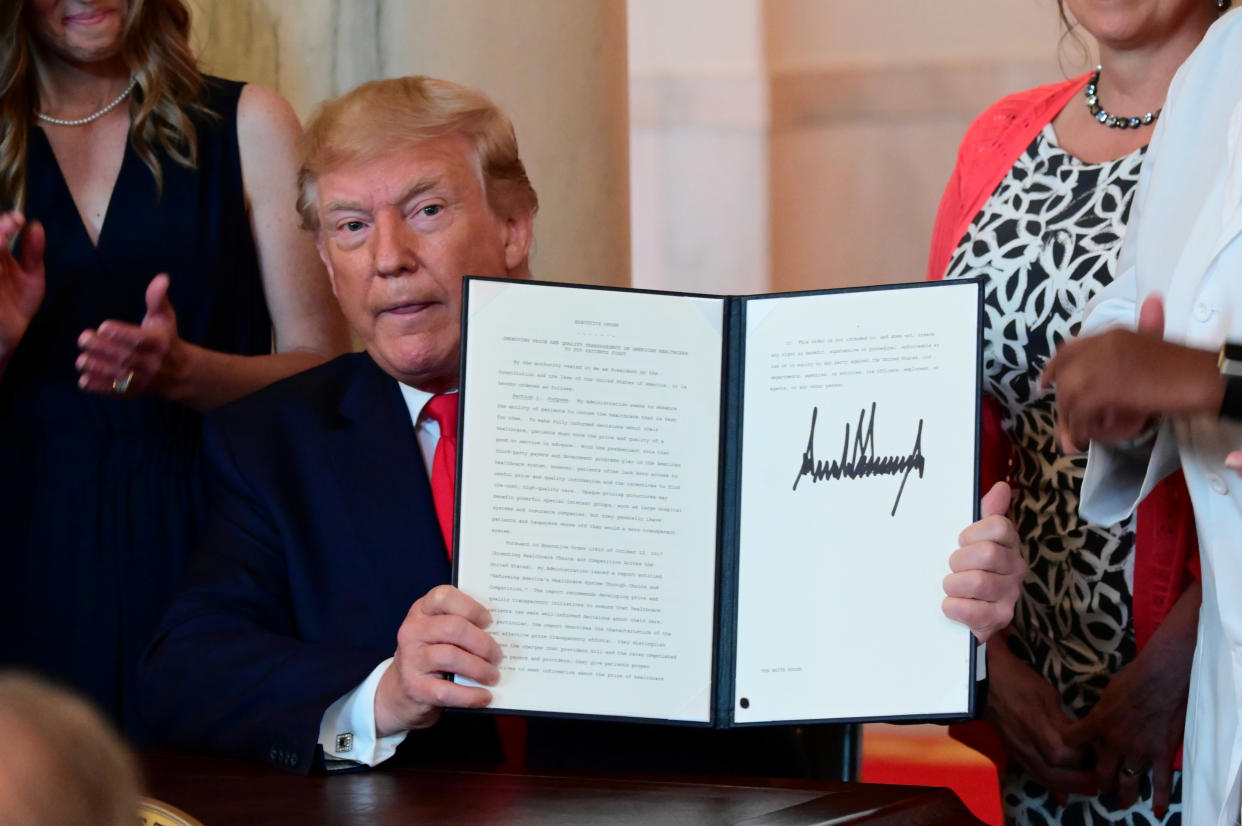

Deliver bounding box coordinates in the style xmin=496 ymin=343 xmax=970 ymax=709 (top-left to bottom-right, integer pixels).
xmin=188 ymin=0 xmax=631 ymax=287
xmin=766 ymin=0 xmax=1092 ymax=291
xmin=628 ymin=0 xmax=769 ymax=294
xmin=630 ymin=0 xmax=1097 ymax=295
xmin=189 ymin=1 xmax=1099 ymax=295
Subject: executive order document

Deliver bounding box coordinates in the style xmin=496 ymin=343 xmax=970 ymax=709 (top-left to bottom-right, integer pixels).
xmin=454 ymin=277 xmax=981 ymax=726
xmin=733 ymin=283 xmax=979 ymax=723
xmin=455 ymin=279 xmax=724 ymax=722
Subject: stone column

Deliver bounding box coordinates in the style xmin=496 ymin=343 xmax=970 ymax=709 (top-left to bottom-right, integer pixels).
xmin=765 ymin=0 xmax=1074 ymax=291
xmin=191 ymin=0 xmax=631 ymax=287
xmin=628 ymin=0 xmax=770 ymax=295
xmin=628 ymin=0 xmax=1082 ymax=294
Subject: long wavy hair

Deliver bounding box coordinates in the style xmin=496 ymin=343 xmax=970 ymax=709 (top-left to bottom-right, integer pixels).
xmin=0 ymin=0 xmax=207 ymax=211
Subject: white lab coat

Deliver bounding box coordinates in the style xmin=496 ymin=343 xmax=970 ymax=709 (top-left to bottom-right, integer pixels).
xmin=1080 ymin=9 xmax=1242 ymax=826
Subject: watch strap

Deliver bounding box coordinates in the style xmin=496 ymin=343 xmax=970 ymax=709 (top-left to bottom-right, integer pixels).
xmin=1221 ymin=374 xmax=1242 ymax=422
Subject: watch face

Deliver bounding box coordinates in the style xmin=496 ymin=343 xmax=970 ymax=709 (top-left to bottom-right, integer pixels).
xmin=1223 ymin=374 xmax=1242 ymax=422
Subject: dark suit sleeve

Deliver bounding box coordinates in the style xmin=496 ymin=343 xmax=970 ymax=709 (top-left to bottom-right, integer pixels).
xmin=139 ymin=417 xmax=383 ymax=775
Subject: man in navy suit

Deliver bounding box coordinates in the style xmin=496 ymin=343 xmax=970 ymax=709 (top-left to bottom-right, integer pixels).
xmin=141 ymin=75 xmax=1026 ymax=774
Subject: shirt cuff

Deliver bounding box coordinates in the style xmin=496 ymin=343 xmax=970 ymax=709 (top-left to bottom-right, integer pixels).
xmin=318 ymin=658 xmax=408 ymax=770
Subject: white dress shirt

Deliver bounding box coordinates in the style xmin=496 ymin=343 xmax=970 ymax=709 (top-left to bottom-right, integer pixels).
xmin=1079 ymin=10 xmax=1242 ymax=824
xmin=317 ymin=382 xmax=451 ymax=769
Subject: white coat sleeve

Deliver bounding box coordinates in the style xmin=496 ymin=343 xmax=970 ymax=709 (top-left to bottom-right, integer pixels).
xmin=1078 ymin=62 xmax=1183 ymax=526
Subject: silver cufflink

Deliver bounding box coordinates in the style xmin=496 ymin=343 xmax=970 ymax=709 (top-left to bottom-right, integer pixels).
xmin=336 ymin=733 xmax=354 ymax=753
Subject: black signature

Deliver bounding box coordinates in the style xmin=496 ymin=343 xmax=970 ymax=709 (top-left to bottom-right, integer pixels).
xmin=791 ymin=402 xmax=925 ymax=516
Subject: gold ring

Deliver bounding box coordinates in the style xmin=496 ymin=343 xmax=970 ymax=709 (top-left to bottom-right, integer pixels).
xmin=1121 ymin=766 xmax=1142 ymax=778
xmin=112 ymin=369 xmax=135 ymax=394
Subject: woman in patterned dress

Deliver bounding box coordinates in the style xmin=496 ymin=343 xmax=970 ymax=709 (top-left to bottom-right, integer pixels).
xmin=927 ymin=1 xmax=1229 ymax=823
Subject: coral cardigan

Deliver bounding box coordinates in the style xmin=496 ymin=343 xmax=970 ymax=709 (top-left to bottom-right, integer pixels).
xmin=928 ymin=76 xmax=1200 ymax=767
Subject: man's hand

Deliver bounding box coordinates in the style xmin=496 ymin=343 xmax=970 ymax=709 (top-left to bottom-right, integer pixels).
xmin=986 ymin=643 xmax=1096 ymax=798
xmin=942 ymin=481 xmax=1026 ymax=641
xmin=76 ymin=274 xmax=189 ymax=398
xmin=373 ymin=585 xmax=502 ymax=737
xmin=1041 ymin=296 xmax=1222 ymax=452
xmin=0 ymin=211 xmax=46 ymax=368
xmin=1227 ymin=451 xmax=1242 ymax=476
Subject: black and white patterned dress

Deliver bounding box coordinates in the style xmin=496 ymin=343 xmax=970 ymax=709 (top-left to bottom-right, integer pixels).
xmin=944 ymin=124 xmax=1181 ymax=825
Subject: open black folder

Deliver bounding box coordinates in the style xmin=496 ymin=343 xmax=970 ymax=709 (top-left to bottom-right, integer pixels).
xmin=451 ymin=276 xmax=983 ymax=729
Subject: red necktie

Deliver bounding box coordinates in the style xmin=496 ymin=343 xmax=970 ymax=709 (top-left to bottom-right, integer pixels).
xmin=426 ymin=393 xmax=527 ymax=768
xmin=423 ymin=393 xmax=458 ymax=560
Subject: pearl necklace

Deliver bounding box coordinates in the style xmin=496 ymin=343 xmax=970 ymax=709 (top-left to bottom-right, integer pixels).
xmin=1085 ymin=67 xmax=1159 ymax=130
xmin=36 ymin=77 xmax=137 ymax=127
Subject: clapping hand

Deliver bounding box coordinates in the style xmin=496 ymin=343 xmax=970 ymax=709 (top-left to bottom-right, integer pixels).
xmin=0 ymin=211 xmax=46 ymax=366
xmin=76 ymin=273 xmax=185 ymax=398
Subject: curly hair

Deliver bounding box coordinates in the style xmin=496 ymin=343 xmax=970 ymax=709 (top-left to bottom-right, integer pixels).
xmin=0 ymin=0 xmax=208 ymax=211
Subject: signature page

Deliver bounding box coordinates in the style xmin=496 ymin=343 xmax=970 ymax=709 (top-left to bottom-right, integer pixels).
xmin=732 ymin=281 xmax=980 ymax=724
xmin=456 ymin=279 xmax=723 ymax=723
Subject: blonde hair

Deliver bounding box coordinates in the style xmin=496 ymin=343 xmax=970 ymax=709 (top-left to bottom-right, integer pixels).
xmin=297 ymin=75 xmax=539 ymax=232
xmin=0 ymin=673 xmax=141 ymax=826
xmin=0 ymin=0 xmax=207 ymax=211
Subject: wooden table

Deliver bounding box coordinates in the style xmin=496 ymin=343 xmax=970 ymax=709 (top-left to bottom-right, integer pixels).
xmin=141 ymin=752 xmax=983 ymax=825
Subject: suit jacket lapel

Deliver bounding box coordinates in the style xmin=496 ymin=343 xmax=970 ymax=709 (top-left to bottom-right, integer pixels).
xmin=1206 ymin=150 xmax=1242 ymax=274
xmin=330 ymin=354 xmax=451 ymax=594
xmin=1163 ymin=108 xmax=1242 ymax=324
xmin=1157 ymin=166 xmax=1233 ymax=337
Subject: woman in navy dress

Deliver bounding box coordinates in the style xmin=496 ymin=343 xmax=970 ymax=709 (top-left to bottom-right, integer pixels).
xmin=0 ymin=0 xmax=350 ymax=733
